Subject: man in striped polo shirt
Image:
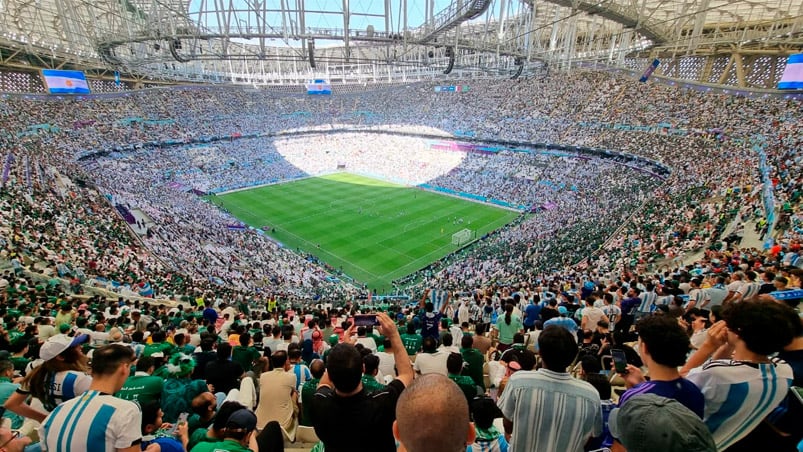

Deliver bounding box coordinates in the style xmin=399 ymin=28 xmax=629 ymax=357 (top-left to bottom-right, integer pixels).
xmin=497 ymin=325 xmax=601 ymax=452
xmin=40 ymin=344 xmax=141 ymax=452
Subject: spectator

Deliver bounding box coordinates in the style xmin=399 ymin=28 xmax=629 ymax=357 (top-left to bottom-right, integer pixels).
xmin=192 ymin=337 xmax=218 ymax=380
xmin=40 ymin=344 xmax=141 ymax=452
xmin=205 ymin=343 xmax=244 ymax=396
xmin=393 ymin=374 xmax=475 ymax=452
xmin=471 ymin=323 xmax=492 ymax=355
xmin=311 ymin=313 xmax=414 ymax=452
xmin=685 ymin=301 xmax=796 ymax=450
xmin=255 ymin=350 xmax=298 ymax=435
xmin=400 ymin=323 xmax=422 ymax=357
xmin=116 ymin=355 xmax=164 ymax=406
xmin=608 ymin=394 xmax=715 ymax=452
xmin=139 ymin=402 xmax=190 ymax=452
xmin=580 ymin=296 xmax=608 ymax=332
xmin=584 ymin=373 xmax=615 ymax=450
xmin=361 ymin=354 xmax=386 ymax=393
xmin=299 ymin=359 xmax=325 ymax=427
xmin=0 ymin=360 xmax=24 ymax=431
xmin=495 ymin=303 xmax=523 ymax=353
xmin=446 ymin=351 xmax=477 ymax=403
xmin=4 ymin=334 xmax=91 ymax=423
xmin=467 ymin=396 xmax=509 ymax=452
xmin=191 ymin=409 xmax=258 ymax=452
xmin=231 ymin=333 xmax=261 ymax=373
xmin=460 ymin=334 xmax=485 ymax=391
xmin=497 ymin=325 xmax=602 ymax=452
xmin=413 ymin=336 xmax=448 ymax=376
xmin=375 ymin=338 xmax=397 ymax=379
xmin=187 ymin=401 xmax=245 ymax=451
xmin=288 ymin=344 xmax=312 ymax=392
xmin=618 ymin=315 xmax=704 ymax=418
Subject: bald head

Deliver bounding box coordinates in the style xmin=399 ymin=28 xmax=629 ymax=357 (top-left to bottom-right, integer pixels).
xmin=309 ymin=359 xmax=325 ymax=379
xmin=394 ymin=374 xmax=474 ymax=452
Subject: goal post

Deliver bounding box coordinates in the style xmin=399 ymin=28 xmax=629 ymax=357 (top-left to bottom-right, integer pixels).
xmin=451 ymin=228 xmax=472 ymax=246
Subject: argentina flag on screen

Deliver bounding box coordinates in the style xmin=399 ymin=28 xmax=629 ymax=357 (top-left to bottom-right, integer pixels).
xmin=778 ymin=54 xmax=803 ymax=89
xmin=41 ymin=69 xmax=91 ymax=94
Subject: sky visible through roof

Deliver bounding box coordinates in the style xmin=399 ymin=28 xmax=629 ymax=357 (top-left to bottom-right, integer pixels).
xmin=186 ymin=0 xmax=521 ymax=48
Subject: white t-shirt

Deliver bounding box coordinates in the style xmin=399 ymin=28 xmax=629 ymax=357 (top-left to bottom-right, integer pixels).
xmin=726 ymin=280 xmax=742 ymax=294
xmin=582 ymin=306 xmax=605 ymax=330
xmin=376 ymin=351 xmax=397 ymax=380
xmin=37 ymin=325 xmax=58 ymax=342
xmin=690 ymin=329 xmax=708 ymax=349
xmin=355 ymin=337 xmax=378 ymax=353
xmin=449 ymin=325 xmax=463 ymax=345
xmin=413 ymin=351 xmax=448 ymax=376
xmin=457 ymin=304 xmax=471 ymax=325
xmin=89 ymin=331 xmax=110 ymax=347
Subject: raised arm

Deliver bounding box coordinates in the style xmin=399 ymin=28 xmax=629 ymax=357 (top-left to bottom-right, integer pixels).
xmin=4 ymin=391 xmax=48 ymax=424
xmin=439 ymin=291 xmax=451 ymax=314
xmin=377 ymin=313 xmax=414 ymax=387
xmin=680 ymin=320 xmax=730 ymax=376
xmin=419 ymin=289 xmax=430 ymax=309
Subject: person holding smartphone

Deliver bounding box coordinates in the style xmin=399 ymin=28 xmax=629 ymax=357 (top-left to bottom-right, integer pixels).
xmin=615 ymin=315 xmax=704 ymax=418
xmin=311 ymin=312 xmax=414 ymax=452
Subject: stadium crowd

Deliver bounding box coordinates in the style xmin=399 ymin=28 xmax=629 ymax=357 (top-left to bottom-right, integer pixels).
xmin=0 ymin=69 xmax=801 ymax=451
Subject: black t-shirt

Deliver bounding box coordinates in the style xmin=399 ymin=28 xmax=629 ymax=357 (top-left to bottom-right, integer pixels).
xmin=311 ymin=379 xmax=406 ymax=452
xmin=192 ymin=351 xmax=216 ymax=380
xmin=204 ymin=360 xmax=244 ymax=394
xmin=540 ymin=307 xmax=559 ymax=323
xmin=758 ymin=282 xmax=776 ymax=295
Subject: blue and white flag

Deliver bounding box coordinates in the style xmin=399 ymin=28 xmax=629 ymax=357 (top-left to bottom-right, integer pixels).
xmin=778 ymin=54 xmax=803 ymax=89
xmin=41 ymin=70 xmax=91 ymax=94
xmin=429 ymin=288 xmax=450 ymax=311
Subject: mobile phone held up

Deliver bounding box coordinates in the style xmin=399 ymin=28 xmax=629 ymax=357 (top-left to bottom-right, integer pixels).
xmin=611 ymin=349 xmax=629 ymax=375
xmin=170 ymin=412 xmax=189 ymax=435
xmin=353 ymin=314 xmax=379 ymax=327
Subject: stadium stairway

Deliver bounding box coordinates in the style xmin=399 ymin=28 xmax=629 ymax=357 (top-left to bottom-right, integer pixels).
xmin=676 ymin=215 xmax=766 ymax=268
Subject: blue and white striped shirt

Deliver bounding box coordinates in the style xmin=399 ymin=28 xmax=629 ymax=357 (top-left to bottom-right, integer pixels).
xmin=687 ymin=358 xmax=793 ymax=450
xmin=40 ymin=390 xmax=142 ymax=452
xmin=497 ymin=369 xmax=602 ymax=452
xmin=17 ymin=370 xmax=92 ymax=412
xmin=638 ymin=291 xmax=657 ymax=313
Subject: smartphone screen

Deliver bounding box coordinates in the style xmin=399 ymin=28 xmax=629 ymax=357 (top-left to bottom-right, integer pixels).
xmin=611 ymin=348 xmax=628 ymax=374
xmin=353 ymin=314 xmax=378 ymax=327
xmin=170 ymin=412 xmax=188 ymax=434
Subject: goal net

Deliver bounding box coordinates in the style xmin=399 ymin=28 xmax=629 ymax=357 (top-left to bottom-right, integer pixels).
xmin=451 ymin=228 xmax=472 ymax=246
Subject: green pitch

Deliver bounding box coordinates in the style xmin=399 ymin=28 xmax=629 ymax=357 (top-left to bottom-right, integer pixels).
xmin=210 ymin=173 xmax=520 ymax=290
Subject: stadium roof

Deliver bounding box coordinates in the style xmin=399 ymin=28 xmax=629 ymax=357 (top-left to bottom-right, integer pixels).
xmin=0 ymin=0 xmax=801 ymax=84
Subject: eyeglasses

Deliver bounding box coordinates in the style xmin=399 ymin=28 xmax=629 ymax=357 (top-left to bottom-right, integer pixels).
xmin=0 ymin=430 xmax=21 ymax=451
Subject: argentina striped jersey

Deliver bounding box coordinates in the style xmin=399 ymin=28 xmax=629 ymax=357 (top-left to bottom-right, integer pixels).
xmin=40 ymin=390 xmax=142 ymax=452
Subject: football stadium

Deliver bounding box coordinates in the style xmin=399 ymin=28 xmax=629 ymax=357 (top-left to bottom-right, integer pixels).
xmin=0 ymin=0 xmax=801 ymax=451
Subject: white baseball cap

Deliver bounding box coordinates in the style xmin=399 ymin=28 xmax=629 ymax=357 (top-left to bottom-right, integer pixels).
xmin=39 ymin=334 xmax=89 ymax=361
